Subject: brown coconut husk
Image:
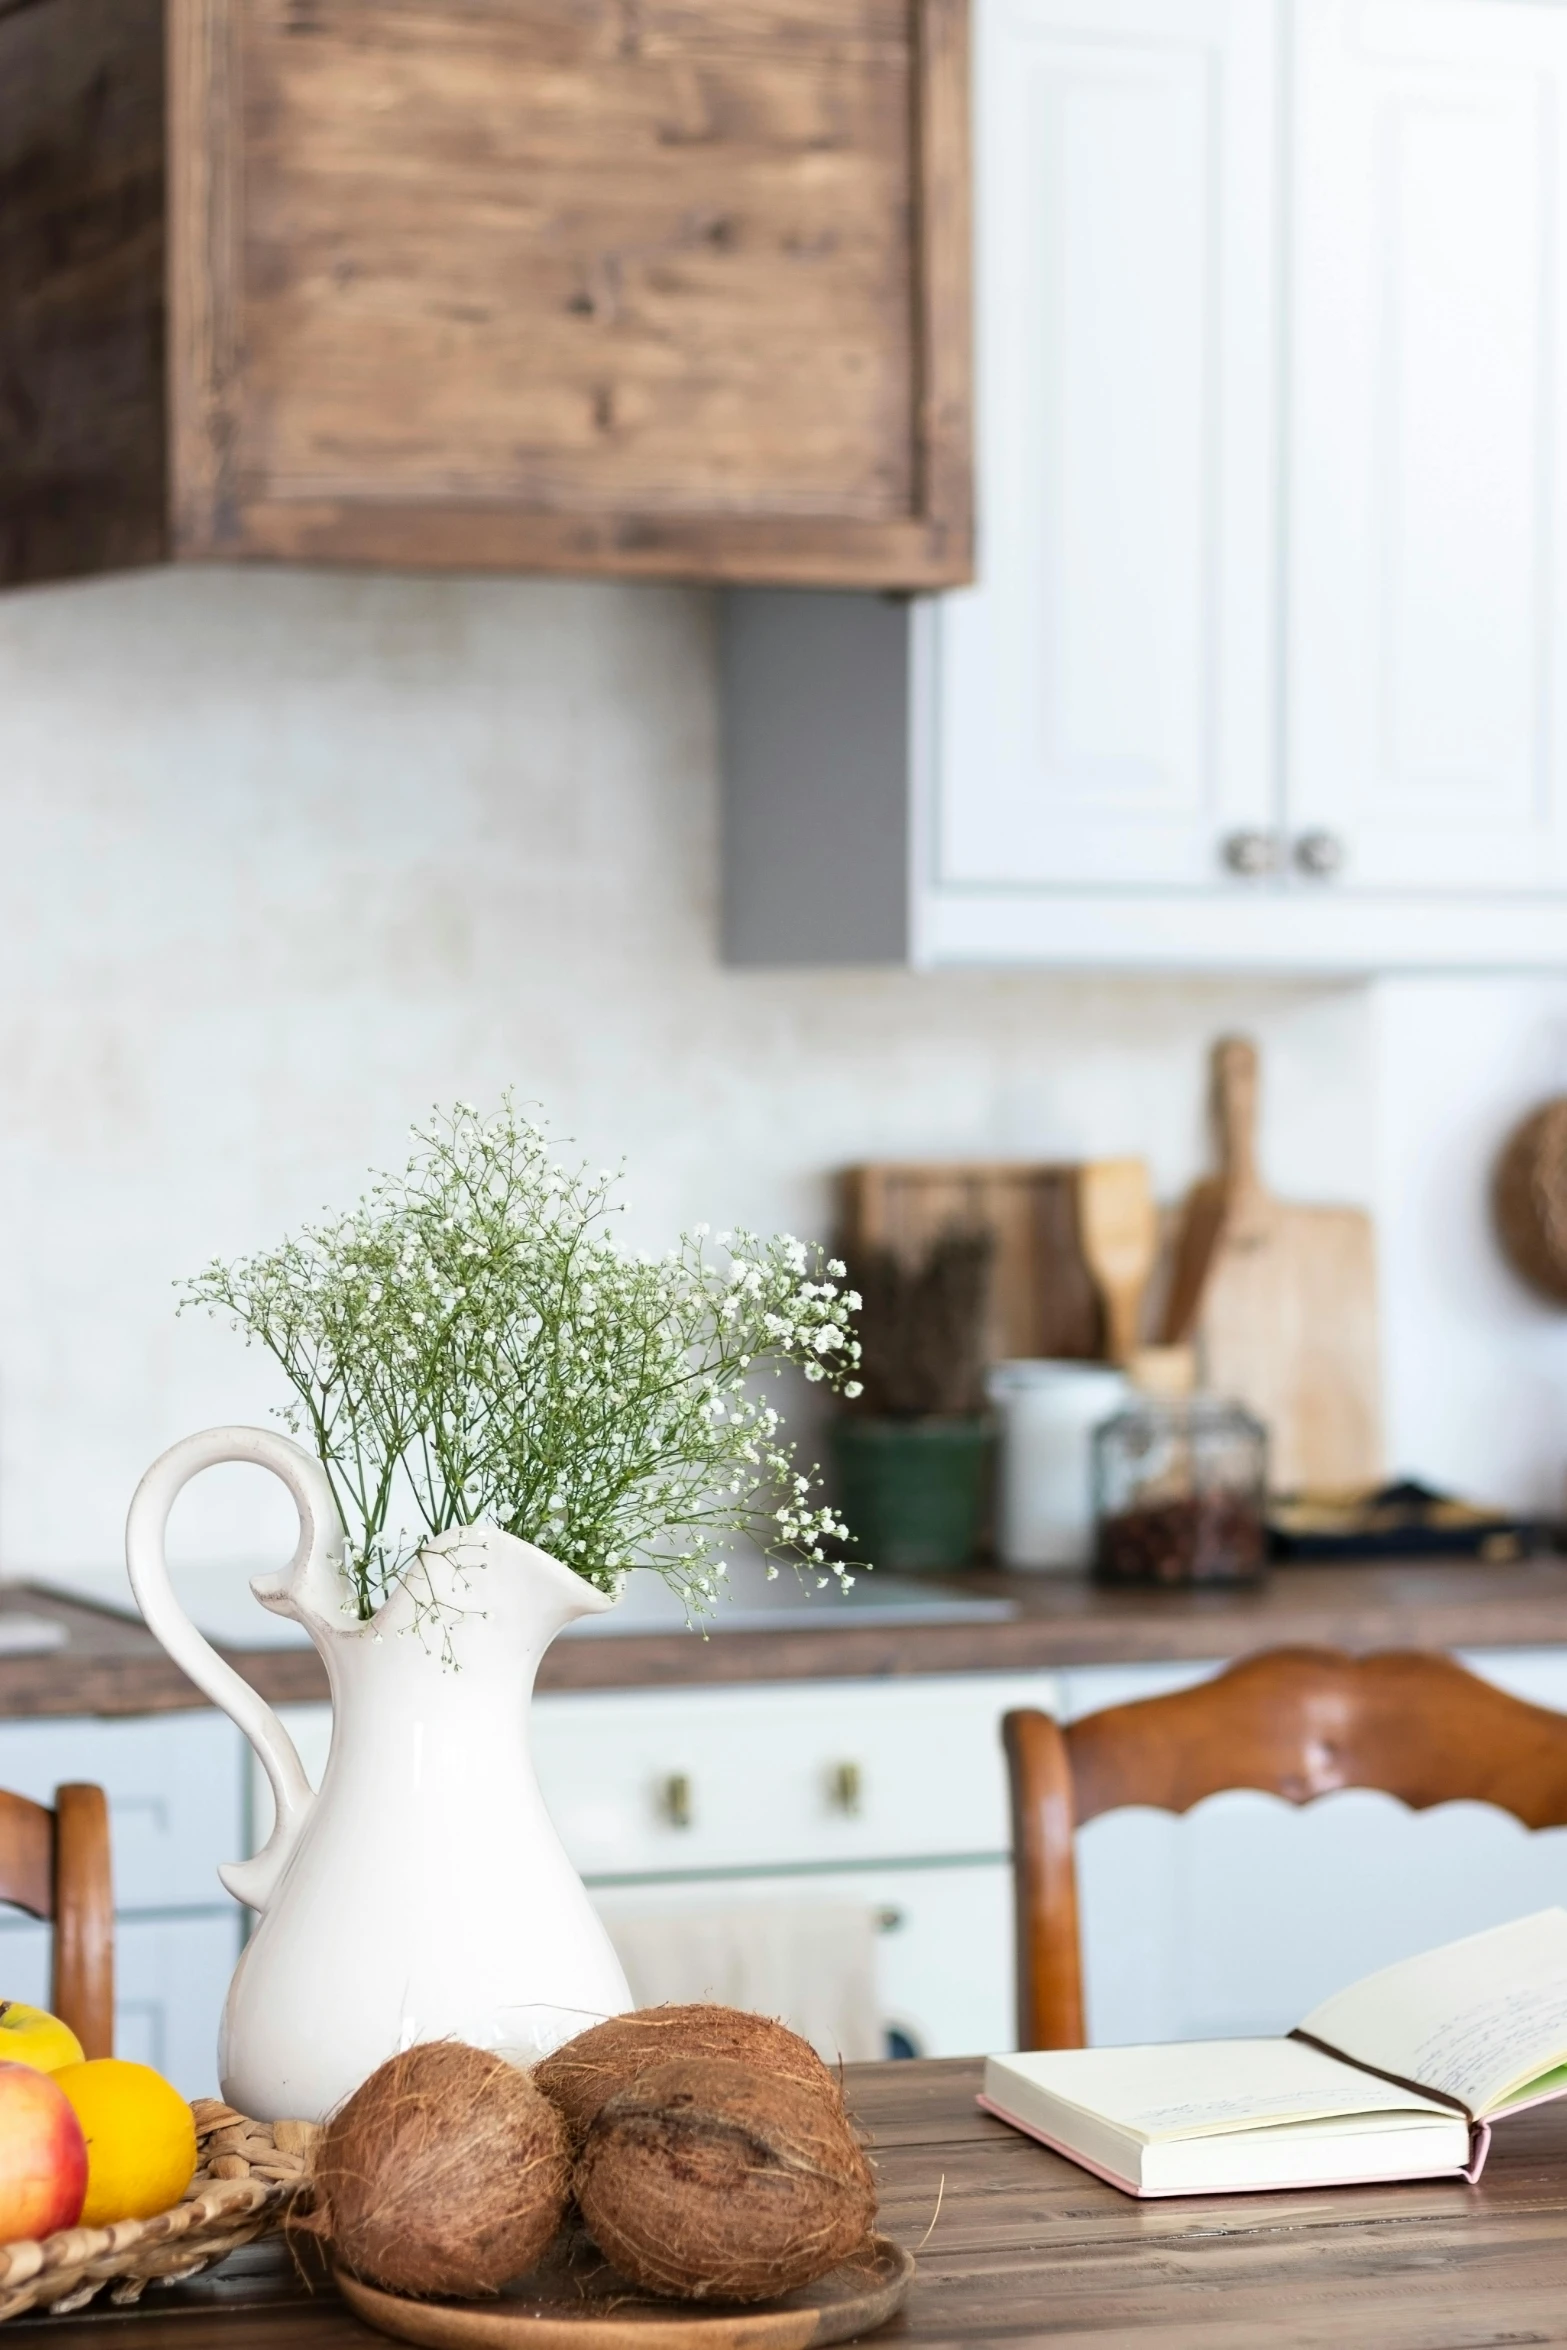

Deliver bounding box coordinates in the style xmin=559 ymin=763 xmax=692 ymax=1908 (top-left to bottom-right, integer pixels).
xmin=297 ymin=2041 xmax=570 ymax=2299
xmin=534 ymin=2004 xmax=841 ymax=2149
xmin=574 ymin=2056 xmax=876 ymax=2303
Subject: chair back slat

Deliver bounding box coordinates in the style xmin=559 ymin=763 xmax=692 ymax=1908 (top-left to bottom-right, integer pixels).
xmin=52 ymin=1785 xmax=114 ymax=2059
xmin=1005 ymin=1647 xmax=1567 ymax=2052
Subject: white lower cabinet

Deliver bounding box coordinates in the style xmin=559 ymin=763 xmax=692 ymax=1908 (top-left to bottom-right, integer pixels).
xmin=0 ymin=1914 xmax=241 ymax=2098
xmin=0 ymin=1712 xmax=246 ymax=1911
xmin=589 ymin=1862 xmax=1015 ymax=2063
xmin=0 ymin=1712 xmax=248 ymax=2099
xmin=253 ymin=1651 xmax=1567 ymax=2059
xmin=20 ymin=1643 xmax=1567 ymax=2098
xmin=529 ymin=1673 xmax=1062 ymax=1879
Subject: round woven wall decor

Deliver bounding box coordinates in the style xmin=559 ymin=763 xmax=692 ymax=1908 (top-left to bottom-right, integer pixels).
xmin=1495 ymin=1097 xmax=1567 ymax=1306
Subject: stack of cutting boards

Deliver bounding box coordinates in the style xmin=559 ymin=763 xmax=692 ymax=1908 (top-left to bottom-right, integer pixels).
xmin=839 ymin=1036 xmax=1382 ymax=1495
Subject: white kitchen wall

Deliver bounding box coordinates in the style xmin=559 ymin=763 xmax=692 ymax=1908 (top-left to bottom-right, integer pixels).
xmin=1375 ymin=978 xmax=1567 ymax=1514
xmin=0 ymin=567 xmax=1557 ymax=1567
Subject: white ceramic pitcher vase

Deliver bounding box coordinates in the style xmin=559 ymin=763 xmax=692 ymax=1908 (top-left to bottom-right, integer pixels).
xmin=125 ymin=1425 xmax=632 ymax=2123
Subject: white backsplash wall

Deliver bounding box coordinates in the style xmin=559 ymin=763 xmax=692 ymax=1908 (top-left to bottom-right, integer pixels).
xmin=1375 ymin=978 xmax=1567 ymax=1515
xmin=0 ymin=567 xmax=1557 ymax=1566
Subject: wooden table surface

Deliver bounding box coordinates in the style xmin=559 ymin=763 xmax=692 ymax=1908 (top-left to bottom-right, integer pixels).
xmin=16 ymin=2057 xmax=1567 ymax=2346
xmin=7 ymin=1557 xmax=1567 ymax=1716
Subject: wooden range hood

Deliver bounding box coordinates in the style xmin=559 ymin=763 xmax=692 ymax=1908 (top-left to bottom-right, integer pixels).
xmin=0 ymin=0 xmax=970 ymax=592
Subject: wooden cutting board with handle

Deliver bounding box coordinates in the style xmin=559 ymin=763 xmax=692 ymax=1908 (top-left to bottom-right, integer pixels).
xmin=1190 ymin=1036 xmax=1382 ymax=1494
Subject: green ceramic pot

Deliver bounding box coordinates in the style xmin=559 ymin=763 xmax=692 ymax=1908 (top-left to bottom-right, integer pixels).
xmin=831 ymin=1415 xmax=994 ymax=1574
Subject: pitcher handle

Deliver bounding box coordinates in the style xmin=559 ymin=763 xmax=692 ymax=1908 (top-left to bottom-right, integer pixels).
xmin=125 ymin=1426 xmax=346 ymax=1914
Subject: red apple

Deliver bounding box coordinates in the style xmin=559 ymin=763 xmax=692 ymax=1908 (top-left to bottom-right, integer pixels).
xmin=0 ymin=2062 xmax=87 ymax=2241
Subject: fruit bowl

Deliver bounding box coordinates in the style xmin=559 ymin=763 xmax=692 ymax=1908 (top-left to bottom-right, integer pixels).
xmin=0 ymin=2098 xmax=315 ymax=2322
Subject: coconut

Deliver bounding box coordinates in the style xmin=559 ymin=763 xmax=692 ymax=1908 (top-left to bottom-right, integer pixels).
xmin=301 ymin=2041 xmax=570 ymax=2299
xmin=574 ymin=2056 xmax=876 ymax=2302
xmin=534 ymin=2003 xmax=840 ymax=2148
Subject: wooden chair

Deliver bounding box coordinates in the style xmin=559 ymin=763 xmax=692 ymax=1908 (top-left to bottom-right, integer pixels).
xmin=1004 ymin=1646 xmax=1567 ymax=2050
xmin=0 ymin=1785 xmax=114 ymax=2058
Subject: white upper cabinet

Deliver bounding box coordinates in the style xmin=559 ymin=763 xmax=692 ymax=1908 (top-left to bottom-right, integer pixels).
xmin=721 ymin=0 xmax=1567 ymax=970
xmin=936 ymin=0 xmax=1278 ymax=892
xmin=1288 ymin=0 xmax=1567 ymax=896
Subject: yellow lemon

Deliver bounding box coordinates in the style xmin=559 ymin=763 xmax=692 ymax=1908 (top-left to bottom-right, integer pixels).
xmin=52 ymin=2060 xmax=197 ymax=2225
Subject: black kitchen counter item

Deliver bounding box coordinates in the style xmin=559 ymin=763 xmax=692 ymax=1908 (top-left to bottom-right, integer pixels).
xmin=1268 ymin=1478 xmax=1546 ymax=1562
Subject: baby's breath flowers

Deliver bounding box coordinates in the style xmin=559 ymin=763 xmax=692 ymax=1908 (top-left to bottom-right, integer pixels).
xmin=180 ymin=1102 xmax=864 ymax=1624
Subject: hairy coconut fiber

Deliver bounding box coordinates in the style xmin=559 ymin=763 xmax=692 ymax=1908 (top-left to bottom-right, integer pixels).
xmin=534 ymin=2004 xmax=840 ymax=2148
xmin=302 ymin=2042 xmax=570 ymax=2299
xmin=575 ymin=2056 xmax=876 ymax=2302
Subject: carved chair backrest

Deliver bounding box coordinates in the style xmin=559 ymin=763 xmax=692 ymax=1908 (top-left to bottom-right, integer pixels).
xmin=1004 ymin=1647 xmax=1567 ymax=2049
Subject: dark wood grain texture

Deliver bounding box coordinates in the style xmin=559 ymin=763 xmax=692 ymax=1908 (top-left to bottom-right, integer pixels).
xmin=6 ymin=1561 xmax=1567 ymax=1715
xmin=11 ymin=0 xmax=971 ymax=589
xmin=17 ymin=2061 xmax=1567 ymax=2345
xmin=0 ymin=0 xmax=167 ymax=585
xmin=1007 ymin=1645 xmax=1567 ymax=2051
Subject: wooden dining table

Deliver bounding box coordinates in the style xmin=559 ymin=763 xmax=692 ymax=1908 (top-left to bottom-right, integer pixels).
xmin=13 ymin=2056 xmax=1567 ymax=2346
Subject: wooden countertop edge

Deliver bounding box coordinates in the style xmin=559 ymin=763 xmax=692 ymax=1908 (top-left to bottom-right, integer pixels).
xmin=531 ymin=1595 xmax=1567 ymax=1689
xmin=3 ymin=1568 xmax=1566 ymax=1715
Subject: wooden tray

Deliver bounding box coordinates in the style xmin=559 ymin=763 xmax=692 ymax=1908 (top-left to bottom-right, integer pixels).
xmin=335 ymin=2234 xmax=914 ymax=2350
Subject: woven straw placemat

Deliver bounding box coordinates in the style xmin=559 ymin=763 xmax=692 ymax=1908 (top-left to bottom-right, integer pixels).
xmin=0 ymin=2094 xmax=317 ymax=2321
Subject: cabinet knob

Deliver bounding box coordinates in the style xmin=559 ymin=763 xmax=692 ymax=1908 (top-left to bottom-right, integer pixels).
xmin=1293 ymin=829 xmax=1345 ymax=879
xmin=828 ymin=1760 xmax=863 ymax=1816
xmin=1219 ymin=829 xmax=1281 ymax=878
xmin=659 ymin=1772 xmax=693 ymax=1829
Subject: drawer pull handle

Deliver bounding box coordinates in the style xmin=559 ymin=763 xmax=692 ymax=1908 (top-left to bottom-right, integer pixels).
xmin=829 ymin=1761 xmax=863 ymax=1817
xmin=660 ymin=1772 xmax=693 ymax=1830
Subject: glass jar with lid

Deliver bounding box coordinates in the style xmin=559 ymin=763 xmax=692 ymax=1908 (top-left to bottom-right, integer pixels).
xmin=1092 ymin=1354 xmax=1268 ymax=1587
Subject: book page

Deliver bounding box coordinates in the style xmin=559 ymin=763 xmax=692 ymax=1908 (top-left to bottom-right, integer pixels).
xmin=1300 ymin=1908 xmax=1567 ymax=2117
xmin=991 ymin=2037 xmax=1454 ymax=2143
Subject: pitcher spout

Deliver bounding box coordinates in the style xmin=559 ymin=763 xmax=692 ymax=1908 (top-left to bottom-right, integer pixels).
xmin=378 ymin=1523 xmax=617 ymax=1653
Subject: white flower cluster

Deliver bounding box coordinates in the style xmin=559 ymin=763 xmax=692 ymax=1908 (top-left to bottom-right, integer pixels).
xmin=180 ymin=1102 xmax=864 ymax=1627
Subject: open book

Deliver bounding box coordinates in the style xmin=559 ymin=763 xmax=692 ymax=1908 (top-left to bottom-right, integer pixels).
xmin=981 ymin=1909 xmax=1567 ymax=2197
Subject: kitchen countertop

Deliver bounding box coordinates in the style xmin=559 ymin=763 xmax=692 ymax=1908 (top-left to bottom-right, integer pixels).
xmin=1 ymin=1556 xmax=1566 ymax=1717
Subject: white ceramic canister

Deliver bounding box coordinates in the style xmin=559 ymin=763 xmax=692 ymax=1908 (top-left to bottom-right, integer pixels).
xmin=986 ymin=1360 xmax=1130 ymax=1571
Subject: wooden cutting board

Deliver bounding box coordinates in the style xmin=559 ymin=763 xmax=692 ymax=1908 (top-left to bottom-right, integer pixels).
xmin=1191 ymin=1037 xmax=1382 ymax=1494
xmin=838 ymin=1163 xmax=1104 ymax=1361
